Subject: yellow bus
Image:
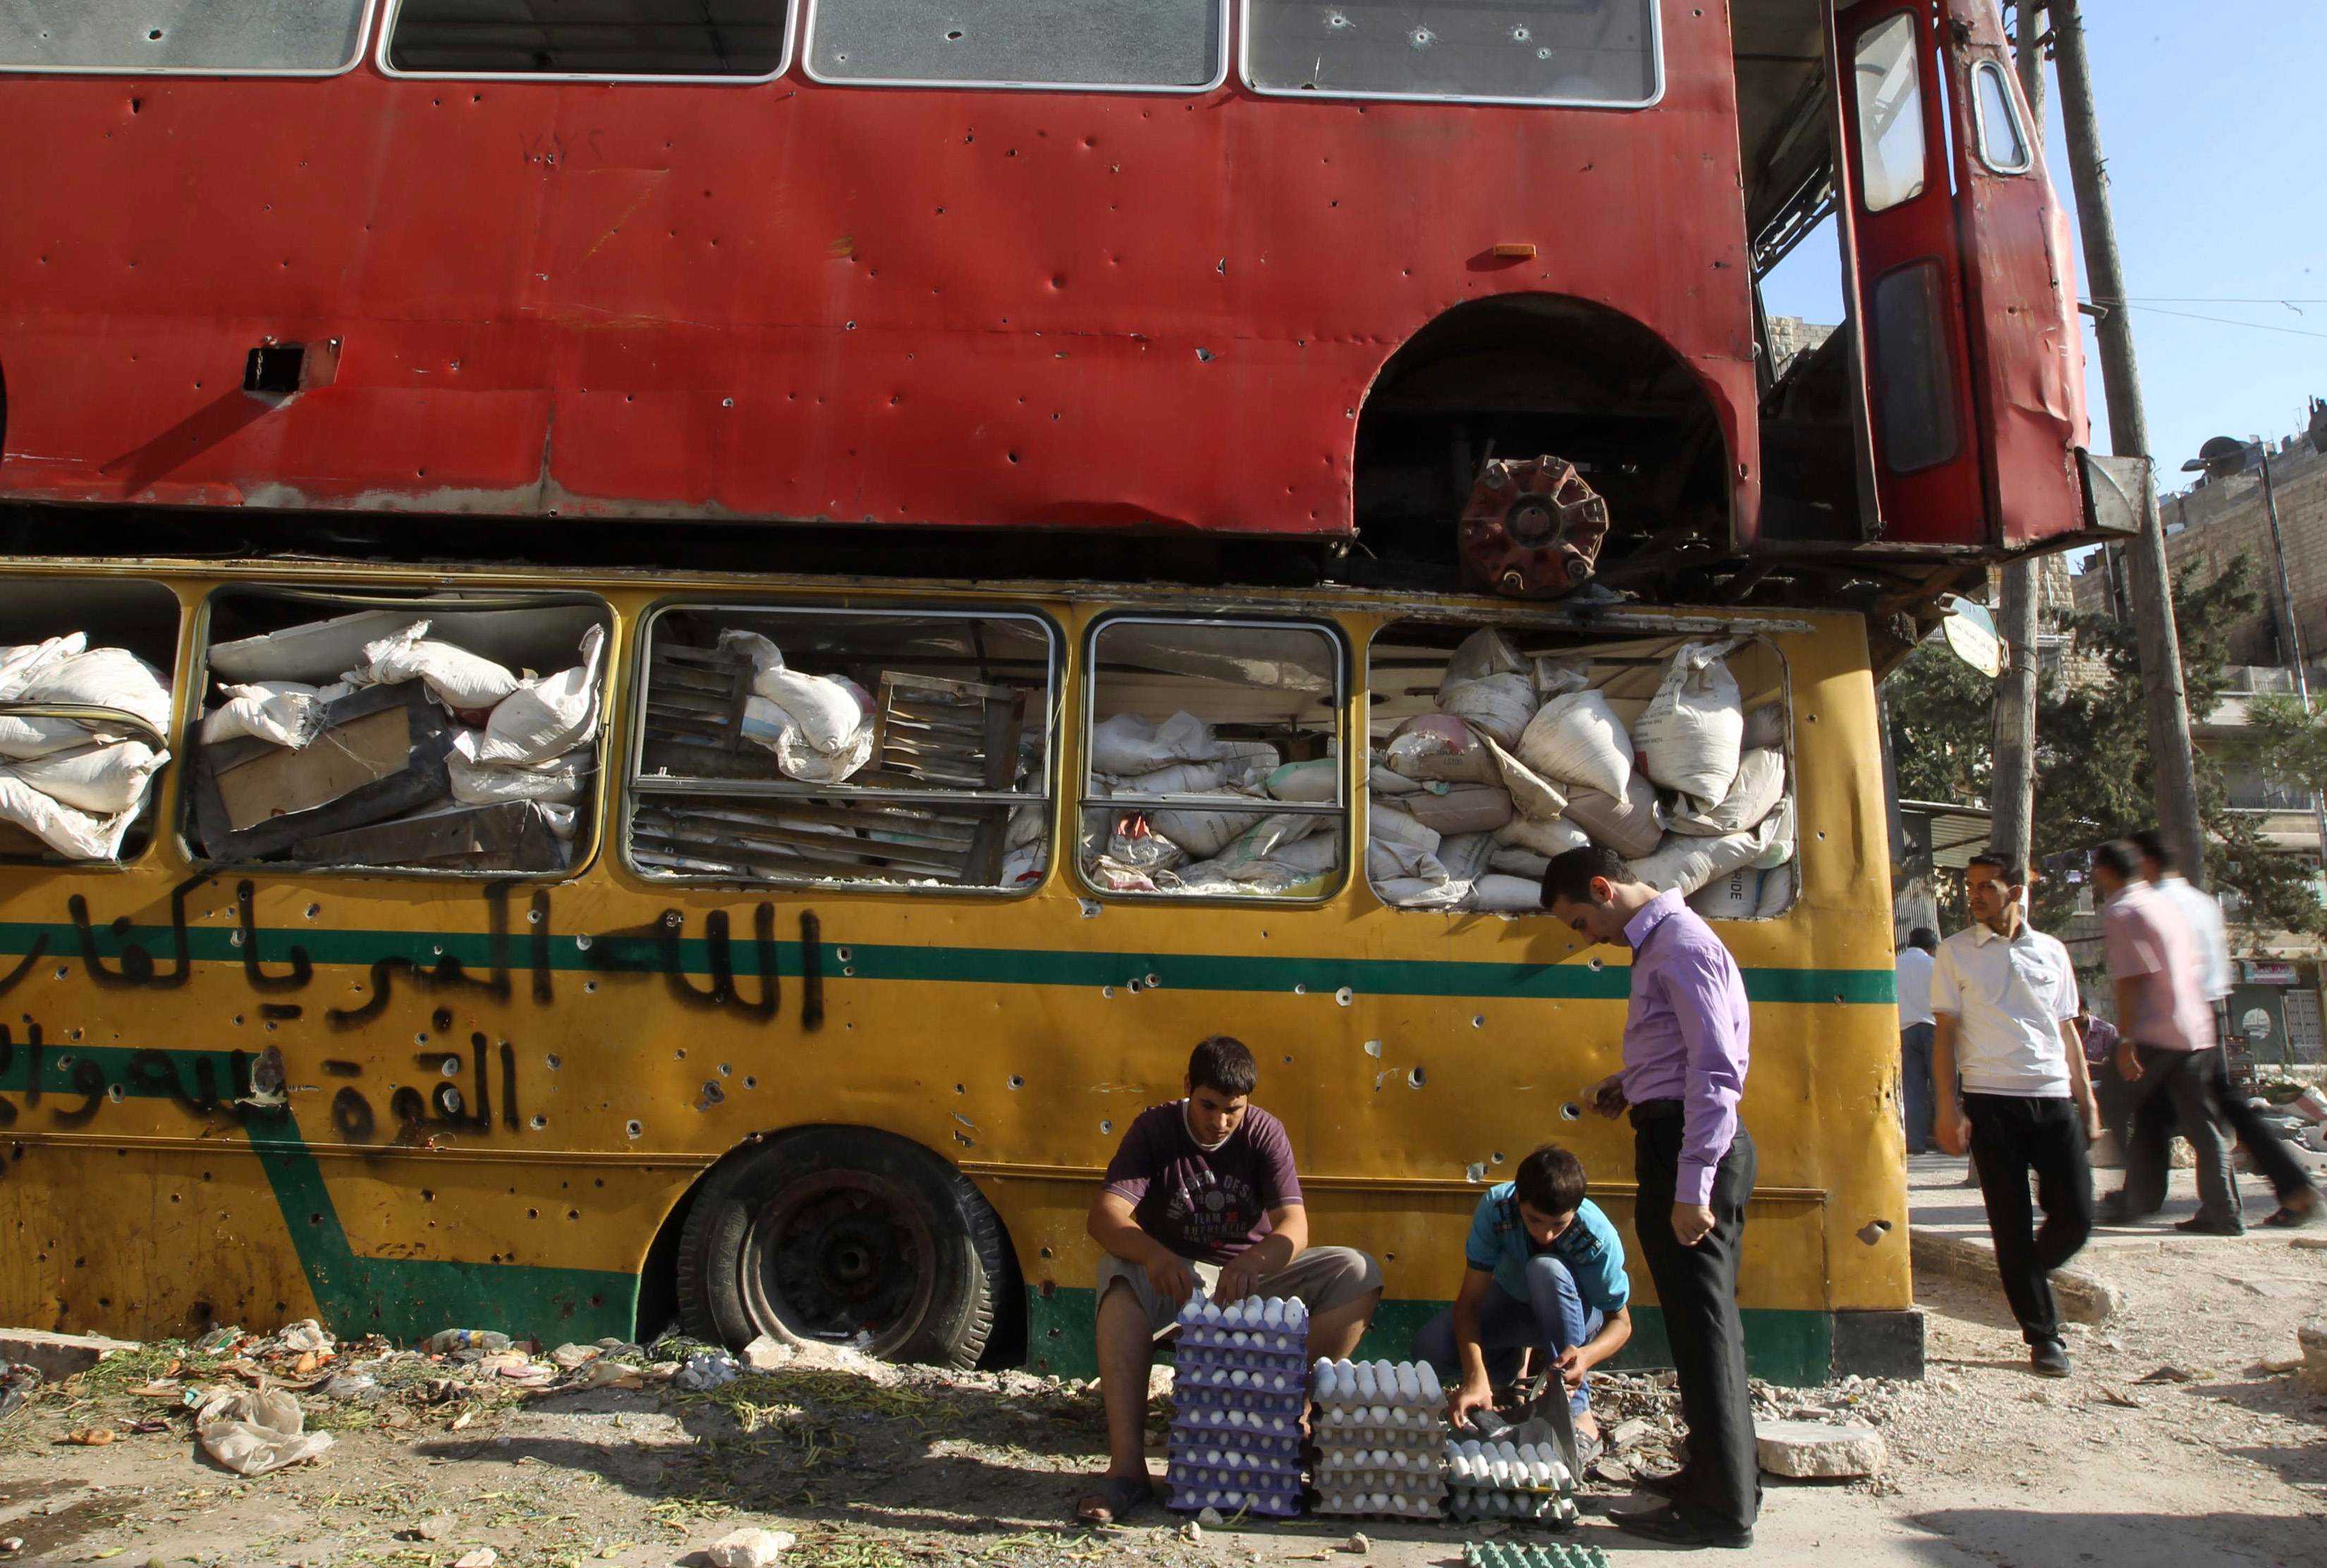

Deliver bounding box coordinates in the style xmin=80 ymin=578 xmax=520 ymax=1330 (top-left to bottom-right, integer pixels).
xmin=0 ymin=556 xmax=1908 ymax=1384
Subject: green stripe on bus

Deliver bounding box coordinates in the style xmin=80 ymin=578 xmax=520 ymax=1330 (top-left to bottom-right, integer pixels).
xmin=0 ymin=919 xmax=1894 ymax=1005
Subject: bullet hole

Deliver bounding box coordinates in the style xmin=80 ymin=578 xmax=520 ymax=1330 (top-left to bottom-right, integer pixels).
xmin=1146 ymin=972 xmax=1161 ymax=988
xmin=1335 ymin=986 xmax=1354 ymax=1006
xmin=568 ymin=1210 xmax=580 ymax=1222
xmin=1100 ymin=1120 xmax=1113 ymax=1134
xmin=545 ymin=1054 xmax=561 ymax=1071
xmin=1195 ymin=348 xmax=1215 ymax=362
xmin=625 ymin=1120 xmax=644 ymax=1139
xmin=1039 ymin=1245 xmax=1054 ymax=1258
xmin=1491 ymin=1151 xmax=1506 ymax=1164
xmin=527 ymin=906 xmax=544 ymax=924
xmin=584 ymin=981 xmax=597 ymax=993
xmin=1466 ymin=1163 xmax=1488 ymax=1184
xmin=574 ymin=933 xmax=594 ymax=951
xmin=1282 ymin=1055 xmax=1293 ymax=1065
xmin=51 ymin=965 xmax=65 ymax=980
xmin=305 ymin=903 xmax=320 ymax=919
xmin=946 ymin=27 xmax=963 ymax=39
xmin=1079 ymin=899 xmax=1101 ymax=918
xmin=719 ymin=1062 xmax=733 ymax=1077
xmin=1101 ymin=986 xmax=1114 ymax=998
xmin=1293 ymin=983 xmax=1307 ymax=996
xmin=1363 ymin=1041 xmax=1383 ymax=1058
xmin=1407 ymin=1067 xmax=1427 ymax=1089
xmin=1472 ymin=1015 xmax=1486 ymax=1029
xmin=229 ymin=929 xmax=245 ymax=948
xmin=842 ymin=966 xmax=855 ymax=977
xmin=836 ymin=946 xmax=852 ymax=962
xmin=1587 ymin=957 xmax=1604 ymax=972
xmin=439 ymin=1058 xmax=459 ymax=1078
xmin=106 ymin=1084 xmax=125 ymax=1103
xmin=955 ymin=1084 xmax=966 ymax=1094
xmin=147 ymin=27 xmax=163 ymax=40
xmin=433 ymin=1008 xmax=453 ymax=1030
xmin=527 ymin=1208 xmax=540 ymax=1220
xmin=744 ymin=1075 xmax=759 ymax=1089
xmin=422 ymin=1189 xmax=435 ymax=1203
xmin=530 ymin=1115 xmax=546 ymax=1130
xmin=674 ymin=1048 xmax=686 ymax=1060
xmin=1008 ymin=1075 xmax=1025 ymax=1089
xmin=231 ymin=1016 xmax=244 ymax=1028
xmin=1125 ymin=978 xmax=1142 ymax=994
xmin=1560 ymin=1102 xmax=1582 ymax=1121
xmin=1857 ymin=1220 xmax=1893 ymax=1247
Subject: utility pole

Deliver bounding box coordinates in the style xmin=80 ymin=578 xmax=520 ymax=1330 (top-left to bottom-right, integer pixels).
xmin=1987 ymin=1 xmax=2048 ymax=872
xmin=2051 ymin=4 xmax=2209 ymax=885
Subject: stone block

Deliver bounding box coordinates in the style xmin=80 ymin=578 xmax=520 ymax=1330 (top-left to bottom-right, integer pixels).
xmin=0 ymin=1328 xmax=140 ymax=1381
xmin=1754 ymin=1420 xmax=1886 ymax=1479
xmin=1909 ymin=1230 xmax=2121 ymax=1323
xmin=2298 ymin=1318 xmax=2327 ymax=1396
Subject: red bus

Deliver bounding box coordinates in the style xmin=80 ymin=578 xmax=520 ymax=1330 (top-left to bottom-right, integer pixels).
xmin=1 ymin=0 xmax=2129 ymax=605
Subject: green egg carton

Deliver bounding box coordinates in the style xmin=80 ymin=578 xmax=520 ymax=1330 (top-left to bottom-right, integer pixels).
xmin=1460 ymin=1542 xmax=1611 ymax=1568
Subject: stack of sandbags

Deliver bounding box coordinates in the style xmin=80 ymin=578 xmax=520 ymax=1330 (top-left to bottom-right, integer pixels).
xmin=716 ymin=629 xmax=871 ymax=784
xmin=0 ymin=635 xmax=173 ymax=859
xmin=1090 ymin=711 xmax=1331 ymax=896
xmin=448 ymin=625 xmax=606 ymax=811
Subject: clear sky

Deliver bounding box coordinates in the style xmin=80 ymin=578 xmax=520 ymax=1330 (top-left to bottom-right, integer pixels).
xmin=1760 ymin=3 xmax=2327 ymax=486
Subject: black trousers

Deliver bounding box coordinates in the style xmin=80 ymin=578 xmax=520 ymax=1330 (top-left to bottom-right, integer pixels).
xmin=2127 ymin=1050 xmax=2318 ymax=1205
xmin=2120 ymin=1046 xmax=2242 ymax=1226
xmin=1632 ymin=1112 xmax=1758 ymax=1533
xmin=1962 ymin=1093 xmax=2094 ymax=1345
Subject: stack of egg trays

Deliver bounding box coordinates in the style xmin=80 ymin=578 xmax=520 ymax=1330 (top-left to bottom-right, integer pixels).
xmin=1165 ymin=1297 xmax=1309 ymax=1519
xmin=1445 ymin=1437 xmax=1580 ymax=1526
xmin=1462 ymin=1543 xmax=1611 ymax=1568
xmin=1312 ymin=1359 xmax=1448 ymax=1520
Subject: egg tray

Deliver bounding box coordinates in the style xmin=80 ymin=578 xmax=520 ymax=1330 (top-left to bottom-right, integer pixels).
xmin=1448 ymin=1490 xmax=1580 ymax=1526
xmin=1462 ymin=1543 xmax=1608 ymax=1568
xmin=1170 ymin=1438 xmax=1305 ymax=1471
xmin=1314 ymin=1416 xmax=1447 ymax=1444
xmin=1177 ymin=1325 xmax=1306 ymax=1356
xmin=1314 ymin=1449 xmax=1443 ymax=1476
xmin=1312 ymin=1467 xmax=1448 ymax=1495
xmin=1166 ymin=1475 xmax=1305 ymax=1518
xmin=1172 ymin=1404 xmax=1305 ymax=1438
xmin=1173 ymin=1364 xmax=1308 ymax=1397
xmin=1171 ymin=1381 xmax=1307 ymax=1414
xmin=1315 ymin=1491 xmax=1445 ymax=1519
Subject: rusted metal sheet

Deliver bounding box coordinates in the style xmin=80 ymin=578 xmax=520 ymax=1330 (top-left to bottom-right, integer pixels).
xmin=1457 ymin=455 xmax=1609 ymax=599
xmin=0 ymin=7 xmax=1758 ymax=540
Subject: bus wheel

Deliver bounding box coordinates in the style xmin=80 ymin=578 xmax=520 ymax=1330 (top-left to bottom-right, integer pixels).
xmin=674 ymin=1127 xmax=1008 ymax=1369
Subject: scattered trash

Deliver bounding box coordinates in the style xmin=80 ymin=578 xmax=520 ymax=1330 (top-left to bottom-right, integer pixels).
xmin=0 ymin=1364 xmax=44 ymax=1420
xmin=193 ymin=1326 xmax=245 ymax=1354
xmin=276 ymin=1319 xmax=332 ymax=1354
xmin=570 ymin=1361 xmax=647 ymax=1391
xmin=1180 ymin=1521 xmax=1204 ymax=1543
xmin=195 ymin=1386 xmax=334 ymax=1476
xmin=549 ymin=1343 xmax=603 ymax=1371
xmin=673 ymin=1352 xmax=741 ymax=1393
xmin=452 ymin=1550 xmax=499 ymax=1568
xmin=312 ymin=1371 xmax=380 ymax=1402
xmin=1343 ymin=1532 xmax=1372 ymax=1554
xmin=2097 ymin=1386 xmax=2146 ymax=1409
xmin=423 ymin=1330 xmax=513 ymax=1356
xmin=706 ymin=1527 xmax=796 ymax=1568
xmin=60 ymin=1426 xmax=115 ymax=1445
xmin=0 ymin=1538 xmax=22 ymax=1555
xmin=2137 ymin=1365 xmax=2204 ymax=1385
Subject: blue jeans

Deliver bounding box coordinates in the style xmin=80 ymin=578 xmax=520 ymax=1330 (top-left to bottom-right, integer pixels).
xmin=1412 ymin=1255 xmax=1604 ymax=1416
xmin=1900 ymin=1022 xmax=1936 ymax=1155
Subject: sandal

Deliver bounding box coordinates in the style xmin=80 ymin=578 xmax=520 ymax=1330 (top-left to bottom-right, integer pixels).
xmin=1074 ymin=1474 xmax=1157 ymax=1527
xmin=2260 ymin=1203 xmax=2319 ymax=1228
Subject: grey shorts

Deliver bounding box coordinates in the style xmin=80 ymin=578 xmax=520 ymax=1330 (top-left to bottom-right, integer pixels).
xmin=1095 ymin=1244 xmax=1384 ymax=1338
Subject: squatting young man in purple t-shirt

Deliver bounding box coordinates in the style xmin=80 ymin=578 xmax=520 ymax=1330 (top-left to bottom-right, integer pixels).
xmin=1545 ymin=845 xmax=1759 ymax=1551
xmin=1071 ymin=1035 xmax=1383 ymax=1526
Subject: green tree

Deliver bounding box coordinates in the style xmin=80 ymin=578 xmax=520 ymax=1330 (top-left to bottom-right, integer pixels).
xmin=1883 ymin=639 xmax=1995 ymax=807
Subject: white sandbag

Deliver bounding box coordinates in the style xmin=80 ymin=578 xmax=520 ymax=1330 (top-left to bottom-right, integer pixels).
xmin=1101 ymin=814 xmax=1187 ymax=874
xmin=1442 ymin=627 xmax=1530 ymax=687
xmin=1439 ymin=672 xmax=1537 ymax=749
xmin=1 ymin=646 xmax=174 ymax=753
xmin=1740 ymin=703 xmax=1786 ymax=752
xmin=355 ymin=620 xmax=522 ymax=711
xmin=1367 ymin=798 xmax=1441 ymax=855
xmin=1687 ymin=866 xmax=1764 ymax=921
xmin=1403 ymin=782 xmax=1514 ymax=836
xmin=1089 ymin=711 xmax=1218 ymax=776
xmin=1755 ymin=860 xmax=1797 ymax=918
xmin=468 ymin=625 xmax=606 ymax=765
xmin=1479 ymin=734 xmax=1567 ymax=821
xmin=448 ymin=747 xmax=588 ymax=807
xmin=1006 ymin=801 xmax=1049 ymax=850
xmin=1109 ymin=761 xmax=1234 ymax=797
xmin=999 ymin=844 xmax=1046 ymax=887
xmin=741 ymin=690 xmax=874 ymax=783
xmin=539 ymin=802 xmax=579 ymax=841
xmin=1467 ymin=874 xmax=1546 ymax=914
xmin=1668 ymin=747 xmax=1785 ymax=838
xmin=1213 ymin=739 xmax=1282 ymax=787
xmin=1265 ymin=758 xmax=1338 ymax=802
xmin=1752 ymin=797 xmax=1797 ymax=871
xmin=1635 ymin=642 xmax=1745 ymax=802
xmin=1561 ymin=776 xmax=1665 ymax=859
xmin=1517 ymin=690 xmax=1632 ymax=797
xmin=1368 ymin=834 xmax=1448 ymax=885
xmin=1148 ymin=799 xmax=1269 ymax=860
xmin=1488 ymin=845 xmax=1551 ymax=880
xmin=1369 ymin=764 xmax=1425 ymax=796
xmin=1629 ymin=815 xmax=1778 ymax=898
xmin=202 ymin=680 xmax=334 ymax=750
xmin=1203 ymin=821 xmax=1340 ymax=885
xmin=195 ymin=1386 xmax=334 ymax=1478
xmin=1384 ymin=713 xmax=1498 ymax=785
xmin=1375 ymin=875 xmax=1473 ymax=910
xmin=720 ymin=631 xmax=874 ymax=782
xmin=0 ymin=633 xmax=85 ymax=697
xmin=1495 ymin=814 xmax=1592 ymax=860
xmin=0 ymin=773 xmax=136 ymax=858
xmin=1436 ymin=831 xmax=1496 ymax=885
xmin=4 ymin=740 xmax=168 ymax=814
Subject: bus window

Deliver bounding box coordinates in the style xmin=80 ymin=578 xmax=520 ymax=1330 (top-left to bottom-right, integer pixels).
xmin=1081 ymin=618 xmax=1343 ymax=901
xmin=1368 ymin=621 xmax=1795 ymax=920
xmin=185 ymin=589 xmax=611 ymax=876
xmin=1970 ymin=59 xmax=2032 ymax=175
xmin=1852 ymin=11 xmax=1928 ymax=212
xmin=807 ymin=0 xmax=1224 ymax=91
xmin=383 ymin=0 xmax=793 ymax=79
xmin=0 ymin=578 xmax=179 ymax=864
xmin=628 ymin=605 xmax=1055 ymax=892
xmin=1 ymin=0 xmax=372 ymax=75
xmin=1242 ymin=0 xmax=1659 ymax=107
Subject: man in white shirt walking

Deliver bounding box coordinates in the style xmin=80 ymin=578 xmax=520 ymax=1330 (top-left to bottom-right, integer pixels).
xmin=1930 ymin=855 xmax=2100 ymax=1378
xmin=1896 ymin=929 xmax=1938 ymax=1154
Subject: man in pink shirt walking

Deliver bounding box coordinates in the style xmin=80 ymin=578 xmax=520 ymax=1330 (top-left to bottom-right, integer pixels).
xmin=2091 ymin=840 xmax=2244 ymax=1234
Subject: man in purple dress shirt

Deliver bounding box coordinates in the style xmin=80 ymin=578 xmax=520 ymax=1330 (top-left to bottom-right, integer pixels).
xmin=1544 ymin=845 xmax=1757 ymax=1550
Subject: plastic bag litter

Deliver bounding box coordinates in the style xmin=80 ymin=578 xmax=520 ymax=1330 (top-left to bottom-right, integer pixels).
xmin=1668 ymin=747 xmax=1785 ymax=838
xmin=1561 ymin=776 xmax=1665 ymax=859
xmin=2 ymin=740 xmax=167 ymax=815
xmin=355 ymin=621 xmax=523 ymax=713
xmin=1403 ymin=782 xmax=1515 ymax=836
xmin=194 ymin=1385 xmax=334 ymax=1476
xmin=1384 ymin=713 xmax=1498 ymax=785
xmin=467 ymin=625 xmax=605 ymax=766
xmin=1479 ymin=734 xmax=1567 ymax=822
xmin=0 ymin=647 xmax=173 ymax=759
xmin=1148 ymin=798 xmax=1269 ymax=860
xmin=1754 ymin=860 xmax=1797 ymax=919
xmin=1089 ymin=711 xmax=1219 ymax=776
xmin=1740 ymin=703 xmax=1786 ymax=752
xmin=1629 ymin=814 xmax=1781 ymax=898
xmin=673 ymin=1352 xmax=741 ymax=1392
xmin=1265 ymin=757 xmax=1338 ymax=802
xmin=1687 ymin=866 xmax=1763 ymax=921
xmin=0 ymin=773 xmax=138 ymax=859
xmin=1517 ymin=690 xmax=1632 ymax=798
xmin=448 ymin=742 xmax=589 ymax=807
xmin=1467 ymin=874 xmax=1546 ymax=914
xmin=1494 ymin=815 xmax=1592 ymax=861
xmin=0 ymin=633 xmax=85 ymax=698
xmin=276 ymin=1318 xmax=331 ymax=1354
xmin=1436 ymin=832 xmax=1496 ymax=885
xmin=707 ymin=1528 xmax=798 ymax=1568
xmin=1634 ymin=642 xmax=1745 ymax=802
xmin=202 ymin=680 xmax=337 ymax=750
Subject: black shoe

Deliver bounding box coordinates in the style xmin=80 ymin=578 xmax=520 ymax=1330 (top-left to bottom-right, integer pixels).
xmin=1632 ymin=1467 xmax=1693 ymax=1500
xmin=2031 ymin=1340 xmax=2071 ymax=1378
xmin=1611 ymin=1503 xmax=1754 ymax=1550
xmin=2173 ymin=1215 xmax=2245 ymax=1236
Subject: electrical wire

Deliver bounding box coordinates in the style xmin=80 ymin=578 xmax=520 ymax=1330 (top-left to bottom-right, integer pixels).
xmin=2082 ymin=303 xmax=2327 ymax=342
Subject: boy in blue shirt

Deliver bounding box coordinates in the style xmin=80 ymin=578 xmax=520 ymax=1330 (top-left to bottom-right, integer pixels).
xmin=1412 ymin=1144 xmax=1633 ymax=1448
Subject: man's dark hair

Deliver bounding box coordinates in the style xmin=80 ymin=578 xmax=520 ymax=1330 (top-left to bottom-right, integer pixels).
xmin=1512 ymin=1144 xmax=1589 ymax=1218
xmin=1541 ymin=843 xmax=1634 ymax=909
xmin=2091 ymin=840 xmax=2142 ymax=881
xmin=2129 ymin=827 xmax=2176 ymax=874
xmin=1907 ymin=927 xmax=1938 ymax=953
xmin=1187 ymin=1035 xmax=1258 ymax=1098
xmin=1967 ymin=852 xmax=2029 ymax=885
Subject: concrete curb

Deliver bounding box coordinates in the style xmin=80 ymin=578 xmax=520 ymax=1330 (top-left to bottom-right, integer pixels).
xmin=0 ymin=1328 xmax=141 ymax=1380
xmin=1908 ymin=1230 xmax=2124 ymax=1323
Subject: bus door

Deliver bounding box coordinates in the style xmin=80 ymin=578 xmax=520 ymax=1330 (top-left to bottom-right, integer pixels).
xmin=1827 ymin=0 xmax=2089 ymax=551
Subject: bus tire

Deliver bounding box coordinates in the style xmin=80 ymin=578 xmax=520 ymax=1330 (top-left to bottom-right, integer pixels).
xmin=674 ymin=1126 xmax=1008 ymax=1370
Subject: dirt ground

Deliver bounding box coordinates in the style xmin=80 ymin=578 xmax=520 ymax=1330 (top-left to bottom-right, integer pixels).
xmin=3 ymin=1160 xmax=2322 ymax=1568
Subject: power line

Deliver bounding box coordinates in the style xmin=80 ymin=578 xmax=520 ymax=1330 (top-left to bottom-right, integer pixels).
xmin=2097 ymin=303 xmax=2327 ymax=342
xmin=2099 ymin=295 xmax=2327 ymax=307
